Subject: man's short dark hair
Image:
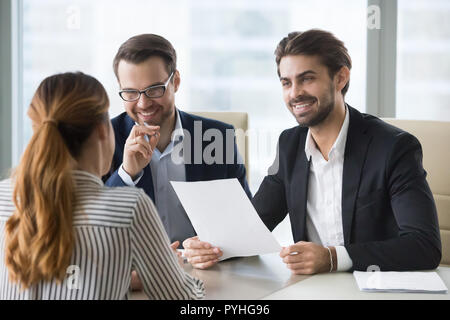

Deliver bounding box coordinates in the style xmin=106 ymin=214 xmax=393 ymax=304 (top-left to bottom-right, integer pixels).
xmin=113 ymin=34 xmax=177 ymax=81
xmin=275 ymin=29 xmax=352 ymax=96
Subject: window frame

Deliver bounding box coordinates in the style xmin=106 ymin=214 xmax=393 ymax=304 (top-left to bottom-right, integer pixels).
xmin=366 ymin=0 xmax=398 ymax=118
xmin=2 ymin=0 xmax=400 ymax=169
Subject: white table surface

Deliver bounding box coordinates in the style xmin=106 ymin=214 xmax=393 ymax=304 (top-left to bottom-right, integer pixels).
xmin=130 ymin=253 xmax=450 ymax=300
xmin=264 ymin=266 xmax=450 ymax=300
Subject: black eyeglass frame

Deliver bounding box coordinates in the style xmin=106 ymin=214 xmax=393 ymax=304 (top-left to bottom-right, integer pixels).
xmin=118 ymin=71 xmax=174 ymax=102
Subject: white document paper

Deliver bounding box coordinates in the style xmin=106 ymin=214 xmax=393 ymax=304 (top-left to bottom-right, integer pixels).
xmin=353 ymin=271 xmax=448 ymax=294
xmin=171 ymin=178 xmax=282 ymax=260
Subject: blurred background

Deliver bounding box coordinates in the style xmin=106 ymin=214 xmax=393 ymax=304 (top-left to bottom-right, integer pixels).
xmin=1 ymin=0 xmax=449 ymax=245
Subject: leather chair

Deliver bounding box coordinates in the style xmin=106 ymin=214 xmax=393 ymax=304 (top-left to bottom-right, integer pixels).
xmin=189 ymin=111 xmax=249 ymax=182
xmin=382 ymin=118 xmax=450 ymax=266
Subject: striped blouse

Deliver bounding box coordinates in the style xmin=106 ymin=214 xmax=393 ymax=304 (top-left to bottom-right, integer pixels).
xmin=0 ymin=170 xmax=204 ymax=300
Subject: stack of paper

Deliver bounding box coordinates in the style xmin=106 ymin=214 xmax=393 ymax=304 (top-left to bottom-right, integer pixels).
xmin=353 ymin=271 xmax=448 ymax=294
xmin=171 ymin=178 xmax=281 ymax=261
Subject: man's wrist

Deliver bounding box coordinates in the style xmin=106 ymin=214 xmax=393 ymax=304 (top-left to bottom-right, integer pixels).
xmin=118 ymin=164 xmax=144 ymax=186
xmin=325 ymin=246 xmax=338 ymax=273
xmin=330 ymin=246 xmax=337 ymax=272
xmin=122 ymin=165 xmax=139 ymax=180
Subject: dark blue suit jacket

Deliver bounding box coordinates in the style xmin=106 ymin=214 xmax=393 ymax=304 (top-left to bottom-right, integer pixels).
xmin=252 ymin=105 xmax=442 ymax=271
xmin=104 ymin=109 xmax=251 ymax=207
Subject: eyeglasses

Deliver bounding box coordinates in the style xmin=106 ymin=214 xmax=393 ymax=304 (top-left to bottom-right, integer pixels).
xmin=118 ymin=72 xmax=174 ymax=102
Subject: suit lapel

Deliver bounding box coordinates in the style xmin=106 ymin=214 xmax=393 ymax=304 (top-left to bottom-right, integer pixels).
xmin=290 ymin=131 xmax=311 ymax=242
xmin=179 ymin=110 xmax=204 ymax=182
xmin=137 ymin=166 xmax=155 ymax=202
xmin=341 ymin=106 xmax=372 ymax=245
xmin=123 ymin=114 xmax=135 ymax=138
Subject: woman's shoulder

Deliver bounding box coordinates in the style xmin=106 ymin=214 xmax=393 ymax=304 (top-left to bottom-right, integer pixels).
xmin=0 ymin=178 xmax=14 ymax=221
xmin=98 ymin=184 xmax=145 ymax=200
xmin=73 ymin=184 xmax=150 ymax=228
xmin=0 ymin=178 xmax=13 ymax=189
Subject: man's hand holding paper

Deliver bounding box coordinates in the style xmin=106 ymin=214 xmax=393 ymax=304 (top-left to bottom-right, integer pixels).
xmin=183 ymin=236 xmax=223 ymax=269
xmin=171 ymin=178 xmax=281 ymax=268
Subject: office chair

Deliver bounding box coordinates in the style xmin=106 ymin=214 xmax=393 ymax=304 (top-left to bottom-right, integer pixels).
xmin=189 ymin=111 xmax=249 ymax=183
xmin=383 ymin=118 xmax=450 ymax=266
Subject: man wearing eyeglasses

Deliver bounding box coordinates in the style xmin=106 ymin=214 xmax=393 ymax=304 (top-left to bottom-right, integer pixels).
xmin=104 ymin=34 xmax=251 ymax=261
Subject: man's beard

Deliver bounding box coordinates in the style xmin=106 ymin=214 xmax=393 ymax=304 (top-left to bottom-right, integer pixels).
xmin=295 ymin=84 xmax=335 ymax=127
xmin=140 ymin=105 xmax=174 ymax=127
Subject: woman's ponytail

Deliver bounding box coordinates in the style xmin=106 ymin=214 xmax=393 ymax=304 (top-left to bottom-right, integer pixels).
xmin=5 ymin=72 xmax=109 ymax=289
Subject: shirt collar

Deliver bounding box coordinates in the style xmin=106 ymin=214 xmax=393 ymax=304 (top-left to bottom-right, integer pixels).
xmin=152 ymin=108 xmax=185 ymax=158
xmin=172 ymin=108 xmax=184 ymax=143
xmin=304 ymin=105 xmax=349 ymax=160
xmin=304 ymin=127 xmax=319 ymax=161
xmin=72 ymin=170 xmax=104 ymax=187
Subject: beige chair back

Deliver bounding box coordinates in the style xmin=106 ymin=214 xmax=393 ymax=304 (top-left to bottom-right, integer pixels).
xmin=382 ymin=118 xmax=450 ymax=266
xmin=189 ymin=111 xmax=249 ymax=182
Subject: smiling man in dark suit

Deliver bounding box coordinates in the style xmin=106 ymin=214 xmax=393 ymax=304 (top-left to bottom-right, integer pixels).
xmin=184 ymin=29 xmax=441 ymax=274
xmin=253 ymin=29 xmax=441 ymax=274
xmin=104 ymin=34 xmax=251 ymax=251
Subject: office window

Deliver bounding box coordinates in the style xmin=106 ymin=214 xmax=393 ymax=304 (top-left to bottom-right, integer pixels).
xmin=397 ymin=0 xmax=450 ymax=121
xmin=20 ymin=0 xmax=367 ymax=194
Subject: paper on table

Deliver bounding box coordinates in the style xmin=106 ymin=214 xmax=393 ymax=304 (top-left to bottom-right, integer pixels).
xmin=353 ymin=271 xmax=448 ymax=293
xmin=171 ymin=178 xmax=282 ymax=260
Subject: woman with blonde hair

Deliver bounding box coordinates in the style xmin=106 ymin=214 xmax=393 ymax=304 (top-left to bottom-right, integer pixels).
xmin=0 ymin=72 xmax=204 ymax=299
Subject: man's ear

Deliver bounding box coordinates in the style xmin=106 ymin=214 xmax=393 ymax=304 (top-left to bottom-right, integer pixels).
xmin=335 ymin=66 xmax=350 ymax=93
xmin=173 ymin=70 xmax=181 ymax=93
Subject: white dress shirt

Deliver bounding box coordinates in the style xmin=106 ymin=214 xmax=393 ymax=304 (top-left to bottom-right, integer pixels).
xmin=304 ymin=107 xmax=353 ymax=271
xmin=118 ymin=110 xmax=195 ymax=243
